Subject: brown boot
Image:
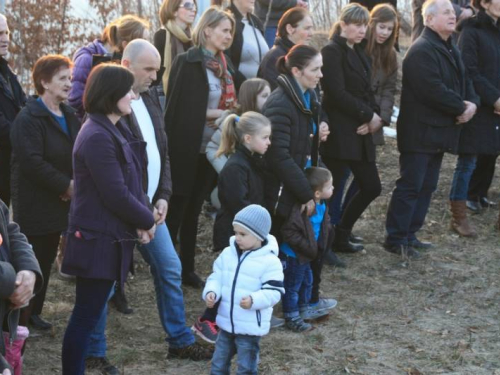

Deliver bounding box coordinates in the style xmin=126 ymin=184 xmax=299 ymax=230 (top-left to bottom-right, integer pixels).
xmin=450 ymin=201 xmax=477 ymax=237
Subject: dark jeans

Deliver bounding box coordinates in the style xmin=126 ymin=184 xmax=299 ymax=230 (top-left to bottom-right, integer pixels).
xmin=26 ymin=232 xmax=61 ymax=316
xmin=211 ymin=329 xmax=260 ymax=375
xmin=323 ymin=157 xmax=381 ymax=230
xmin=468 ymin=154 xmax=498 ymax=201
xmin=62 ymin=277 xmax=115 ymax=375
xmin=166 ymin=155 xmax=217 ymax=274
xmin=449 ymin=154 xmax=476 ymax=201
xmin=328 ymin=167 xmax=360 ymax=225
xmin=282 ymin=256 xmax=312 ymax=319
xmin=0 ymin=145 xmax=11 ymax=204
xmin=385 ymin=152 xmax=444 ymax=246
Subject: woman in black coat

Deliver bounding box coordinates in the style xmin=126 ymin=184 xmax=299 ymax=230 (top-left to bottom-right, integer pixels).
xmin=10 ymin=55 xmax=80 ymax=330
xmin=225 ymin=0 xmax=269 ymax=88
xmin=258 ymin=7 xmax=314 ymax=90
xmin=320 ymin=3 xmax=382 ymax=254
xmin=164 ymin=7 xmax=237 ymax=288
xmin=456 ymin=1 xmax=500 ymax=230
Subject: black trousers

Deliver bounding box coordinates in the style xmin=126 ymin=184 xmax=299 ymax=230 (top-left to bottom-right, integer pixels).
xmin=166 ymin=155 xmax=216 ymax=274
xmin=323 ymin=157 xmax=382 ymax=231
xmin=468 ymin=154 xmax=498 ymax=201
xmin=26 ymin=232 xmax=61 ymax=316
xmin=0 ymin=145 xmax=11 ymax=205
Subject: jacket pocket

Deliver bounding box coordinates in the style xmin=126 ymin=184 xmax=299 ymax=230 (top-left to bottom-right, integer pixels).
xmin=421 ymin=122 xmax=448 ymax=150
xmin=256 ymin=310 xmax=261 ymax=327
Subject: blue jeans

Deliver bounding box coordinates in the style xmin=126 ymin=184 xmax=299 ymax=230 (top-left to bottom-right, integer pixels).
xmin=87 ymin=286 xmax=114 ymax=358
xmin=449 ymin=154 xmax=477 ymax=201
xmin=62 ymin=277 xmax=115 ymax=375
xmin=264 ymin=27 xmax=277 ymax=48
xmin=211 ymin=329 xmax=261 ymax=375
xmin=137 ymin=222 xmax=195 ymax=348
xmin=386 ymin=152 xmax=444 ymax=246
xmin=281 ymin=256 xmax=312 ymax=319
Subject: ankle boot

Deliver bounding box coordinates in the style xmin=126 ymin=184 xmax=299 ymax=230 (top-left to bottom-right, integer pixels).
xmin=333 ymin=226 xmax=364 ymax=253
xmin=450 ymin=201 xmax=477 ymax=238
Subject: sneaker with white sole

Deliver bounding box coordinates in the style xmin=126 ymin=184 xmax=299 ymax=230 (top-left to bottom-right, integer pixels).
xmin=310 ymin=298 xmax=338 ymax=313
xmin=270 ymin=315 xmax=285 ymax=329
xmin=300 ymin=307 xmax=329 ymax=322
xmin=191 ymin=318 xmax=218 ymax=344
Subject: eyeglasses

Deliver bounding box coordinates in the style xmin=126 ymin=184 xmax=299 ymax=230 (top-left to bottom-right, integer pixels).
xmin=179 ymin=2 xmax=197 ymax=11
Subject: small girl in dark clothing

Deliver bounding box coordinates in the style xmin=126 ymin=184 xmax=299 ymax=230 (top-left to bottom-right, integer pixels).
xmin=213 ymin=111 xmax=272 ymax=252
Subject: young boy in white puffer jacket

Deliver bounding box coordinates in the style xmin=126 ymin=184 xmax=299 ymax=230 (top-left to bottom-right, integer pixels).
xmin=203 ymin=205 xmax=284 ymax=374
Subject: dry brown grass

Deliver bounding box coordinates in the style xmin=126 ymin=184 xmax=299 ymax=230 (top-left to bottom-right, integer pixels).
xmin=23 ymin=140 xmax=500 ymax=375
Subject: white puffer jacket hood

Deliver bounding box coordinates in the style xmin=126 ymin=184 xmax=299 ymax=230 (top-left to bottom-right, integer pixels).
xmin=203 ymin=234 xmax=284 ymax=336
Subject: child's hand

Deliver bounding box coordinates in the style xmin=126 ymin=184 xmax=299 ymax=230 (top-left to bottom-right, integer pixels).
xmin=205 ymin=292 xmax=216 ymax=308
xmin=240 ymin=296 xmax=253 ymax=309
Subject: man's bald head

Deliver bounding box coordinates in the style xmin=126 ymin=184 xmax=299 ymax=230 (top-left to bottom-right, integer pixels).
xmin=122 ymin=39 xmax=161 ymax=94
xmin=0 ymin=14 xmax=10 ymax=58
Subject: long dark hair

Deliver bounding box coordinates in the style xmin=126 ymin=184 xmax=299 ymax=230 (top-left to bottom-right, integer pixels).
xmin=277 ymin=44 xmax=320 ymax=75
xmin=365 ymin=4 xmax=398 ymax=75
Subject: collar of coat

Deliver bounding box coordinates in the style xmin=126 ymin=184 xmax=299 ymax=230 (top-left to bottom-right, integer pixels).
xmin=235 ymin=143 xmax=266 ymax=168
xmin=229 ymin=2 xmax=264 ymax=34
xmin=185 ymin=46 xmax=237 ymax=75
xmin=25 ymin=96 xmax=76 ymax=118
xmin=459 ymin=10 xmax=500 ymax=31
xmin=274 ymin=36 xmax=295 ymax=52
xmin=276 ymin=74 xmax=319 ymax=116
xmin=331 ymin=33 xmax=368 ymax=50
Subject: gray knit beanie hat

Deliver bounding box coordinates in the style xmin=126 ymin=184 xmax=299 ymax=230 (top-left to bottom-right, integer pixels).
xmin=233 ymin=204 xmax=271 ymax=241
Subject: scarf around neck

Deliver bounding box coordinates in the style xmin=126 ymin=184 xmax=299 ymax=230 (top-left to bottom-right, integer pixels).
xmin=162 ymin=20 xmax=192 ymax=93
xmin=203 ymin=49 xmax=237 ymax=110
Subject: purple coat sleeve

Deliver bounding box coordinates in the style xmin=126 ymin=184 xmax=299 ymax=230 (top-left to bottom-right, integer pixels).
xmin=69 ymin=48 xmax=93 ymax=121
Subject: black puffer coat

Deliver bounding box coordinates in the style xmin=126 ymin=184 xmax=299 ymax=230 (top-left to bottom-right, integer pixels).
xmin=262 ymin=74 xmax=321 ymax=219
xmin=10 ymin=98 xmax=80 ymax=235
xmin=257 ymin=36 xmax=294 ymax=91
xmin=458 ymin=11 xmax=500 ymax=155
xmin=213 ymin=145 xmax=266 ymax=251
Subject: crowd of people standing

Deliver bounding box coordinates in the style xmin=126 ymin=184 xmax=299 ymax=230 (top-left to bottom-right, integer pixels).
xmin=0 ymin=0 xmax=499 ymax=373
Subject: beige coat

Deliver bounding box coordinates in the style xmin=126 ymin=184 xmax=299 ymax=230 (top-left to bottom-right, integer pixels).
xmin=371 ymin=67 xmax=397 ymax=145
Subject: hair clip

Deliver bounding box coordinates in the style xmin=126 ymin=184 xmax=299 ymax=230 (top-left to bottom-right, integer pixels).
xmin=235 ymin=116 xmax=240 ymax=123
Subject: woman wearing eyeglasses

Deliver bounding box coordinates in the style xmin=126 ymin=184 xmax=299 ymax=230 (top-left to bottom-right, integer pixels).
xmin=154 ymin=0 xmax=197 ymax=96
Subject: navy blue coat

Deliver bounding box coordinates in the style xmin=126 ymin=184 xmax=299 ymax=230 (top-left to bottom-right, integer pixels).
xmin=61 ymin=114 xmax=155 ymax=285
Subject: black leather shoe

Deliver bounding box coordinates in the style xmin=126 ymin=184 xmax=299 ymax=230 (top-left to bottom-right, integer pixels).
xmin=466 ymin=200 xmax=481 ymax=213
xmin=334 ymin=226 xmax=364 ymax=253
xmin=110 ymin=287 xmax=133 ymax=315
xmin=383 ymin=243 xmax=421 ymax=260
xmin=182 ymin=271 xmax=205 ymax=288
xmin=480 ymin=197 xmax=497 ymax=208
xmin=29 ymin=315 xmax=53 ymax=330
xmin=323 ymin=249 xmax=347 ymax=268
xmin=408 ymin=239 xmax=433 ymax=250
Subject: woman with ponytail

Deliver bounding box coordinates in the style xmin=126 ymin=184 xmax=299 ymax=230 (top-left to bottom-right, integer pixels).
xmin=154 ymin=0 xmax=197 ymax=96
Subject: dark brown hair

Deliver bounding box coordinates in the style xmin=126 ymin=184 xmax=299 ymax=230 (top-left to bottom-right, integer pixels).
xmin=277 ymin=7 xmax=310 ymax=39
xmin=473 ymin=0 xmax=490 ymax=11
xmin=365 ymin=4 xmax=398 ymax=75
xmin=83 ymin=63 xmax=134 ymax=115
xmin=32 ymin=55 xmax=73 ymax=95
xmin=238 ymin=78 xmax=270 ymax=113
xmin=277 ymin=44 xmax=319 ymax=75
xmin=305 ymin=167 xmax=332 ymax=193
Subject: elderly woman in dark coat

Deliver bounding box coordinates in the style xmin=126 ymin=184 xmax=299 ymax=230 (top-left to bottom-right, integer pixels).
xmin=455 ymin=0 xmax=500 ymax=232
xmin=61 ymin=64 xmax=155 ymax=375
xmin=10 ymin=55 xmax=80 ymax=330
xmin=164 ymin=6 xmax=236 ymax=288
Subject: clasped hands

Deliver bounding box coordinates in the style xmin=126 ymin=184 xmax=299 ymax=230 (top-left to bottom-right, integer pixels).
xmin=456 ymin=101 xmax=477 ymax=124
xmin=357 ymin=112 xmax=383 ymax=136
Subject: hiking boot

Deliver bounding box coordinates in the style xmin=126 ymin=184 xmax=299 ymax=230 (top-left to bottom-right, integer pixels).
xmin=333 ymin=226 xmax=364 ymax=253
xmin=110 ymin=286 xmax=133 ymax=315
xmin=85 ymin=356 xmax=120 ymax=375
xmin=323 ymin=249 xmax=347 ymax=268
xmin=285 ymin=317 xmax=313 ymax=332
xmin=270 ymin=316 xmax=285 ymax=329
xmin=191 ymin=318 xmax=218 ymax=344
xmin=450 ymin=201 xmax=477 ymax=238
xmin=168 ymin=342 xmax=213 ymax=361
xmin=182 ymin=271 xmax=205 ymax=289
xmin=383 ymin=243 xmax=422 ymax=260
xmin=310 ymin=298 xmax=338 ymax=313
xmin=408 ymin=238 xmax=433 ymax=250
xmin=29 ymin=315 xmax=52 ymax=330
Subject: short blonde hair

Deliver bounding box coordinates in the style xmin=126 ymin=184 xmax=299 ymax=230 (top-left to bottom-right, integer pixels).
xmin=192 ymin=6 xmax=235 ymax=48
